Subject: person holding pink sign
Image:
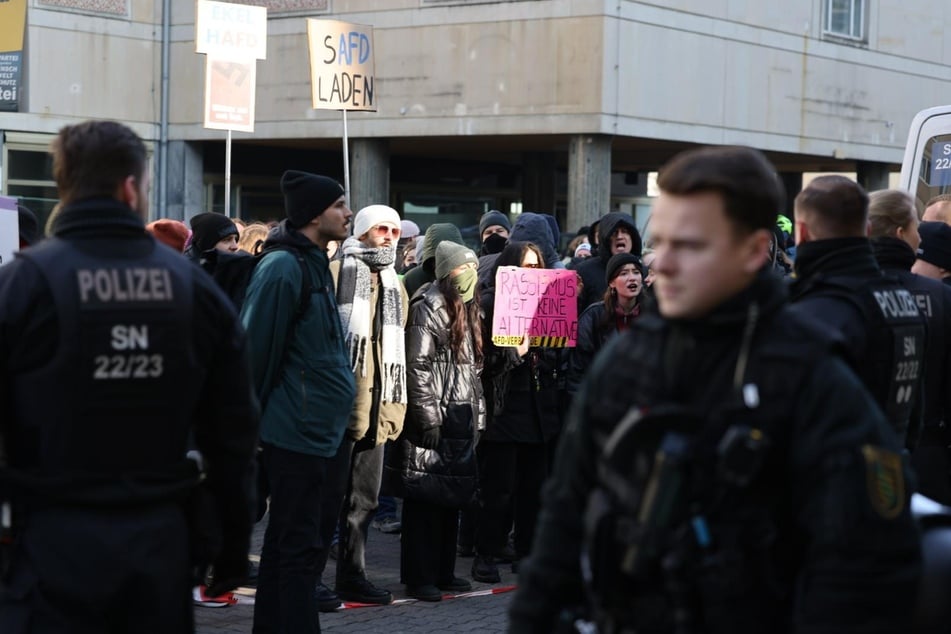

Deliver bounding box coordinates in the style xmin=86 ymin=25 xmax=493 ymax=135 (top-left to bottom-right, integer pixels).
xmin=474 ymin=240 xmax=567 ymax=584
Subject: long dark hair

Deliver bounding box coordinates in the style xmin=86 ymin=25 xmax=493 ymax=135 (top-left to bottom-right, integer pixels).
xmin=494 ymin=240 xmax=544 ymax=272
xmin=437 ymin=276 xmax=483 ymax=365
xmin=599 ymin=264 xmax=642 ymax=330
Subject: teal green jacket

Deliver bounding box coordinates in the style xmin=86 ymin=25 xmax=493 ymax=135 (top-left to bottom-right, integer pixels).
xmin=240 ymin=222 xmax=355 ymax=457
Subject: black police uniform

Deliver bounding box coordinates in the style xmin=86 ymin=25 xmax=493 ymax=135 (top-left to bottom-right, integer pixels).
xmin=0 ymin=198 xmax=259 ymax=633
xmin=508 ymin=270 xmax=921 ymax=634
xmin=874 ymin=237 xmax=951 ymax=504
xmin=790 ymin=237 xmax=927 ymax=447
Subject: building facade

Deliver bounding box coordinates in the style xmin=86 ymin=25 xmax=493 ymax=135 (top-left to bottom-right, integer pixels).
xmin=1 ymin=0 xmax=949 ymax=239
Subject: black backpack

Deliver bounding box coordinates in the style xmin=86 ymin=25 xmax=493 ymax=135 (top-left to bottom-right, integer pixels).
xmin=197 ymin=246 xmax=311 ymax=318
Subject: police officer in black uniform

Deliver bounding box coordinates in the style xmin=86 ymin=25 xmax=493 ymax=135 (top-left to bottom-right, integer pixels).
xmin=790 ymin=176 xmax=926 ymax=448
xmin=509 ymin=146 xmax=921 ymax=634
xmin=869 ymin=189 xmax=951 ymax=504
xmin=0 ymin=120 xmax=259 ymax=632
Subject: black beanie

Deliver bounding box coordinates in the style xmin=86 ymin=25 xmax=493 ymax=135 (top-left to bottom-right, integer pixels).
xmin=605 ymin=252 xmax=644 ymax=284
xmin=917 ymin=221 xmax=951 ymax=271
xmin=190 ymin=212 xmax=238 ymax=253
xmin=479 ymin=210 xmax=511 ymax=238
xmin=280 ymin=170 xmax=345 ymax=228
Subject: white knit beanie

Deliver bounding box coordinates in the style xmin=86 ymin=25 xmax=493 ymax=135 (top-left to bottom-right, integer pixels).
xmin=353 ymin=204 xmax=401 ymax=239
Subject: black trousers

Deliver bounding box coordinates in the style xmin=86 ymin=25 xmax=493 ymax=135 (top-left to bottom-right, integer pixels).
xmin=0 ymin=504 xmax=191 ymax=634
xmin=475 ymin=440 xmax=548 ymax=558
xmin=400 ymin=498 xmax=459 ymax=587
xmin=253 ymin=444 xmax=330 ymax=634
xmin=314 ymin=436 xmax=385 ymax=584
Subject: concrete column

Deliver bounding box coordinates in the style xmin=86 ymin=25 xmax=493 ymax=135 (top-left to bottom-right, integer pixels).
xmin=522 ymin=151 xmax=556 ymax=214
xmin=567 ymin=134 xmax=612 ymax=234
xmin=351 ymin=138 xmax=390 ymax=212
xmin=163 ymin=140 xmax=204 ymax=221
xmin=856 ymin=161 xmax=890 ymax=193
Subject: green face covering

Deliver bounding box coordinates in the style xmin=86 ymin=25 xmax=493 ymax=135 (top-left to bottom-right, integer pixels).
xmin=451 ymin=268 xmax=478 ymax=303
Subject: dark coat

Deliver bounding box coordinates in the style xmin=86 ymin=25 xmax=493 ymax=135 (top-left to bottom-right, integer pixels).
xmin=510 ymin=270 xmax=921 ymax=633
xmin=480 ymin=285 xmax=566 ymax=444
xmin=575 ymin=213 xmax=640 ymax=311
xmin=385 ymin=284 xmax=483 ymax=508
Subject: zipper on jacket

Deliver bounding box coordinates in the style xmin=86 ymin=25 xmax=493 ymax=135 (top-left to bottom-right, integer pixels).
xmin=301 ymin=369 xmax=307 ymax=417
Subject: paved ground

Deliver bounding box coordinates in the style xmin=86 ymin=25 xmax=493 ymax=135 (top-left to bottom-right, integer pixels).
xmin=195 ymin=515 xmax=517 ymax=633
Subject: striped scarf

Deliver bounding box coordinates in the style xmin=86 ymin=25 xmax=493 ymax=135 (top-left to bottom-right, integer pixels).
xmin=336 ymin=237 xmax=406 ymax=404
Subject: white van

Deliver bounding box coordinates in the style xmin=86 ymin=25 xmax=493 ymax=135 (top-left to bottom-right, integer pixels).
xmin=899 ymin=105 xmax=951 ymax=214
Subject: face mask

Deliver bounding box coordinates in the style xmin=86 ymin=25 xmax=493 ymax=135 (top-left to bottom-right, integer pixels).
xmin=451 ymin=268 xmax=478 ymax=303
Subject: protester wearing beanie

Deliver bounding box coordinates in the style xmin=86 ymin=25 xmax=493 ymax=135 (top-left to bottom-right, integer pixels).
xmin=914 ymin=221 xmax=951 ymax=283
xmin=242 ymin=169 xmax=355 ymax=633
xmin=188 ymin=212 xmax=239 ymax=256
xmin=569 ymin=252 xmax=645 ymax=400
xmin=479 ymin=209 xmax=512 ymax=242
xmin=147 ymin=219 xmax=190 ymax=253
xmin=388 ymin=238 xmax=482 ymax=602
xmin=320 ymin=202 xmax=408 ymax=608
xmin=280 ymin=170 xmax=346 ymax=229
xmin=352 ymin=204 xmax=401 ymax=241
xmin=403 ymin=223 xmax=464 ymax=299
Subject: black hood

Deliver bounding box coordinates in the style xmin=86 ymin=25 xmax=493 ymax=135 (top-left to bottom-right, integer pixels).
xmin=793 ymin=237 xmax=880 ymax=284
xmin=261 ymin=219 xmax=321 ymax=251
xmin=598 ymin=212 xmax=641 ymax=263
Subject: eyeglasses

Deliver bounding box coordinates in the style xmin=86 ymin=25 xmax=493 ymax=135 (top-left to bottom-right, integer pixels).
xmin=372 ymin=225 xmax=401 ymax=239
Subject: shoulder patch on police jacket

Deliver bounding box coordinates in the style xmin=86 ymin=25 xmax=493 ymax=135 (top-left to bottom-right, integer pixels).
xmin=862 ymin=445 xmax=905 ymax=519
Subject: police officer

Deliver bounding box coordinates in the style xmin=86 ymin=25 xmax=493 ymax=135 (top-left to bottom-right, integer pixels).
xmin=790 ymin=176 xmax=926 ymax=448
xmin=869 ymin=189 xmax=951 ymax=504
xmin=0 ymin=120 xmax=259 ymax=632
xmin=509 ymin=146 xmax=921 ymax=633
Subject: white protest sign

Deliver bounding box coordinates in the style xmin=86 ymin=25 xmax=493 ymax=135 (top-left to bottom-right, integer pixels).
xmin=195 ymin=0 xmax=267 ymax=61
xmin=307 ymin=20 xmax=376 ymax=111
xmin=0 ymin=195 xmax=19 ymax=267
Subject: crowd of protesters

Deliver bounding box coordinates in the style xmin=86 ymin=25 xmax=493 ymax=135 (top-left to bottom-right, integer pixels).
xmin=8 ymin=124 xmax=951 ymax=633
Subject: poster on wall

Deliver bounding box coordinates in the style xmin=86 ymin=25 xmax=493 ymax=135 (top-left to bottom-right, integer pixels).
xmin=0 ymin=0 xmax=27 ymax=112
xmin=306 ymin=20 xmax=376 ymax=111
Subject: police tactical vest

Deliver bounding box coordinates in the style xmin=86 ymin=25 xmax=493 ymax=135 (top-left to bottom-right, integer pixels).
xmin=811 ymin=275 xmax=926 ymax=440
xmin=12 ymin=238 xmax=203 ymax=502
xmin=582 ymin=309 xmax=827 ymax=634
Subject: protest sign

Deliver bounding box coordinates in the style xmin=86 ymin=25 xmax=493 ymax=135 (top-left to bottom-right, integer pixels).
xmin=306 ymin=20 xmax=376 ymax=111
xmin=492 ymin=267 xmax=578 ymax=347
xmin=204 ymin=57 xmax=256 ymax=132
xmin=0 ymin=195 xmax=19 ymax=267
xmin=195 ymin=0 xmax=267 ymax=61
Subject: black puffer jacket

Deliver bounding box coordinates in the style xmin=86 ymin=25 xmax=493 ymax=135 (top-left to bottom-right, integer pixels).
xmin=385 ymin=283 xmax=484 ymax=508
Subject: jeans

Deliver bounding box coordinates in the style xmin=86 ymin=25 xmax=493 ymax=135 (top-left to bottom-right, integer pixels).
xmin=253 ymin=444 xmax=330 ymax=634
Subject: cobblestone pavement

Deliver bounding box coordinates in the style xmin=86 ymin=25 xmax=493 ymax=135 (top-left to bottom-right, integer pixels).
xmin=195 ymin=515 xmax=517 ymax=633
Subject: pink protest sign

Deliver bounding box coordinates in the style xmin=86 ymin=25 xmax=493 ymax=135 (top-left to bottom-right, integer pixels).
xmin=491 ymin=266 xmax=578 ymax=347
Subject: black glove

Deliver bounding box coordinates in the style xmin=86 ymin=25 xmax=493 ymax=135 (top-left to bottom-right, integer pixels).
xmin=419 ymin=427 xmax=441 ymax=450
xmin=205 ymin=551 xmax=249 ymax=597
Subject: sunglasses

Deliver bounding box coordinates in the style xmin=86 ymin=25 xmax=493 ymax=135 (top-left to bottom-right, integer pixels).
xmin=372 ymin=225 xmax=401 ymax=239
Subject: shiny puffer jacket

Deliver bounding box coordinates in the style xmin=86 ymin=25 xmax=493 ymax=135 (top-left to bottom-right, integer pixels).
xmin=384 ymin=283 xmax=485 ymax=508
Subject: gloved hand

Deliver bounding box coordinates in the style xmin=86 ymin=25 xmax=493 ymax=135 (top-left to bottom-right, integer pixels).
xmin=205 ymin=551 xmax=249 ymax=597
xmin=419 ymin=426 xmax=441 ymax=450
